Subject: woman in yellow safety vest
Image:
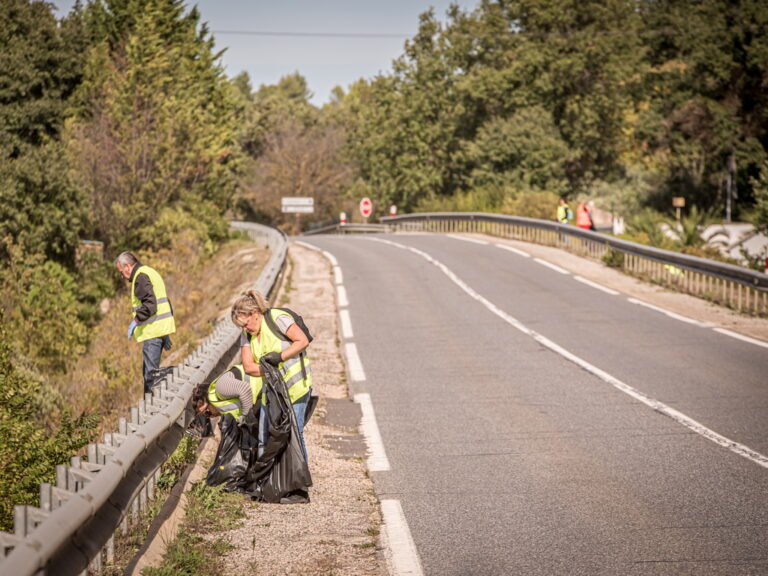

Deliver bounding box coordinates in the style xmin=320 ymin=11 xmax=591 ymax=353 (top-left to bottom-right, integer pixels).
xmin=193 ymin=364 xmax=262 ymax=421
xmin=230 ymin=290 xmax=313 ymax=466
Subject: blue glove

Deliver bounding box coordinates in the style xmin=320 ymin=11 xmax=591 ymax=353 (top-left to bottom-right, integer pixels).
xmin=127 ymin=320 xmax=138 ymax=339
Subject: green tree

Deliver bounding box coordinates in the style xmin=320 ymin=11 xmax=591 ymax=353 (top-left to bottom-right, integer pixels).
xmin=750 ymin=160 xmax=768 ymax=233
xmin=0 ymin=310 xmax=97 ymax=531
xmin=466 ymin=107 xmax=571 ymax=200
xmin=67 ymin=0 xmax=241 ymax=251
xmin=504 ymin=0 xmax=646 ymax=188
xmin=0 ymin=0 xmax=88 ymax=264
xmin=233 ymin=73 xmax=356 ymax=227
xmin=639 ymin=0 xmax=768 ymax=216
xmin=345 ymin=0 xmax=647 ymax=211
xmin=345 ymin=9 xmax=474 ymax=212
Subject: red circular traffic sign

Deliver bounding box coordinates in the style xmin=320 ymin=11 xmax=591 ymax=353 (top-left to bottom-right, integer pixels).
xmin=359 ymin=197 xmax=373 ymax=218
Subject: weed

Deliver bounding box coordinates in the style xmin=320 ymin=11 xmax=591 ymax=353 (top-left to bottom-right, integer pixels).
xmin=157 ymin=435 xmax=198 ymax=490
xmin=143 ymin=482 xmax=243 ymax=575
xmin=602 ymin=248 xmax=624 ymax=268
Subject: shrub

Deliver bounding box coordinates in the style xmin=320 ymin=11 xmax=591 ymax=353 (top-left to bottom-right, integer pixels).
xmin=603 ymin=248 xmax=625 ymax=268
xmin=0 ymin=311 xmax=97 ymax=531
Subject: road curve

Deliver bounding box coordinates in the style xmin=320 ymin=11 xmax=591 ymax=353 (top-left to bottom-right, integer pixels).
xmin=304 ymin=233 xmax=768 ymax=576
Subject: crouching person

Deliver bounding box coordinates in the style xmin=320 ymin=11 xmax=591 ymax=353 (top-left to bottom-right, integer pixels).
xmin=194 ymin=364 xmax=263 ymax=491
xmin=193 ymin=364 xmax=262 ymax=424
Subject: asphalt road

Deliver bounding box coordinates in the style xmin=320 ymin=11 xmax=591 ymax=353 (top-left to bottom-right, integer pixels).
xmin=304 ymin=233 xmax=768 ymax=576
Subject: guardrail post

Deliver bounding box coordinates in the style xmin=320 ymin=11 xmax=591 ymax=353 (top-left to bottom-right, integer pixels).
xmin=13 ymin=507 xmax=27 ymax=537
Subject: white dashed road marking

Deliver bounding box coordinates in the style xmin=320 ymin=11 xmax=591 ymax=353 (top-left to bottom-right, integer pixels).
xmin=370 ymin=237 xmax=768 ymax=470
xmin=574 ymin=276 xmax=620 ymax=295
xmin=534 ymin=258 xmax=570 ymax=274
xmin=380 ymin=499 xmax=424 ymax=576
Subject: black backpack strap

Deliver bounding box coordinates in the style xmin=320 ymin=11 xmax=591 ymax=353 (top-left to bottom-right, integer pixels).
xmin=263 ymin=308 xmax=288 ymax=341
xmin=263 ymin=308 xmax=308 ymax=381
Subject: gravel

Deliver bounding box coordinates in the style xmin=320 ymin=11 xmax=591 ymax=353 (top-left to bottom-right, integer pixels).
xmin=216 ymin=242 xmax=388 ymax=576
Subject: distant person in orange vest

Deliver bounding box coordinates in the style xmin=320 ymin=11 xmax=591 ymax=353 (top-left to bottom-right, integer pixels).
xmin=576 ymin=201 xmax=595 ymax=230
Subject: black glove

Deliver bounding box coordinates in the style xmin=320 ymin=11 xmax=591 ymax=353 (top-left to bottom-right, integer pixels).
xmin=262 ymin=351 xmax=283 ymax=366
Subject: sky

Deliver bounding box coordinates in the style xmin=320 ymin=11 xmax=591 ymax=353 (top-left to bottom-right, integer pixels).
xmin=52 ymin=0 xmax=479 ymax=105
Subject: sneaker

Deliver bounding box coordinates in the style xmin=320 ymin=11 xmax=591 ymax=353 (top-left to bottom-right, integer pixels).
xmin=279 ymin=490 xmax=310 ymax=504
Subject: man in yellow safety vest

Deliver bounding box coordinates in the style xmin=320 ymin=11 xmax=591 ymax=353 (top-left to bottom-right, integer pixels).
xmin=115 ymin=251 xmax=176 ymax=394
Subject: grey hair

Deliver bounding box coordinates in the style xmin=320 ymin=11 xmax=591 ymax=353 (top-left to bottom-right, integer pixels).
xmin=115 ymin=251 xmax=138 ymax=267
xmin=230 ymin=290 xmax=268 ymax=325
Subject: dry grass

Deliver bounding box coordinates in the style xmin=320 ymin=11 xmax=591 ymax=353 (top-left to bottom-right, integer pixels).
xmin=57 ymin=232 xmax=269 ymax=432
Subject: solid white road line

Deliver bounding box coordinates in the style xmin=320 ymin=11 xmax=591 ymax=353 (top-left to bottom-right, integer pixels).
xmin=334 ymin=265 xmax=344 ymax=285
xmin=323 ymin=250 xmax=338 ymax=266
xmin=713 ymin=328 xmax=768 ymax=349
xmin=447 ymin=234 xmax=488 ymax=245
xmin=355 ymin=393 xmax=390 ymax=472
xmin=496 ymin=244 xmax=531 ymax=258
xmin=380 ymin=499 xmax=424 ymax=576
xmin=533 ymin=258 xmax=570 ymax=275
xmin=340 ymin=308 xmax=354 ymax=339
xmin=574 ymin=276 xmax=620 ymax=295
xmin=627 ymin=298 xmax=712 ymax=327
xmin=345 ymin=342 xmax=366 ymax=382
xmin=294 ymin=240 xmax=320 ymax=251
xmin=305 ymin=244 xmax=416 ymax=575
xmin=370 ymin=237 xmax=768 ymax=470
xmin=337 ymin=284 xmax=349 ymax=308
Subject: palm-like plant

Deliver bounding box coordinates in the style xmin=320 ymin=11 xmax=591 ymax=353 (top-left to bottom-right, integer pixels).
xmin=669 ymin=205 xmax=730 ymax=251
xmin=625 ymin=208 xmax=674 ymax=248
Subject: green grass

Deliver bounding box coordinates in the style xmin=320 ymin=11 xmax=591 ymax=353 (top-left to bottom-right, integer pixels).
xmin=143 ymin=482 xmax=246 ymax=576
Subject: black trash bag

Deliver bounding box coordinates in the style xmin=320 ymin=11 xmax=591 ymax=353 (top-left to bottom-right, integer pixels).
xmin=148 ymin=366 xmax=175 ymax=388
xmin=205 ymin=409 xmax=259 ymax=492
xmin=189 ymin=412 xmax=214 ymax=437
xmin=245 ymin=361 xmax=312 ymax=502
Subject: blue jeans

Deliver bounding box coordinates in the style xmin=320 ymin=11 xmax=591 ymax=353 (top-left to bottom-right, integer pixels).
xmin=141 ymin=335 xmax=171 ymax=394
xmin=259 ymin=391 xmax=309 ymax=462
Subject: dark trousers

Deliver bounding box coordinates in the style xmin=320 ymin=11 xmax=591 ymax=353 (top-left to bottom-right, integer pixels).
xmin=142 ymin=335 xmax=172 ymax=394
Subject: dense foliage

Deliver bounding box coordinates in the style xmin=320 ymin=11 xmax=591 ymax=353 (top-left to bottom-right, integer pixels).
xmin=0 ymin=0 xmax=241 ymax=529
xmin=0 ymin=313 xmax=98 ymax=531
xmin=67 ymin=0 xmax=241 ymax=253
xmin=340 ymin=0 xmax=768 ymax=225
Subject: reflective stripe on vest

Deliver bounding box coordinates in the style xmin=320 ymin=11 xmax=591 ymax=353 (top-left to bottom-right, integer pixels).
xmin=249 ymin=309 xmax=312 ymax=404
xmin=207 ymin=365 xmax=262 ymax=418
xmin=131 ymin=265 xmax=176 ymax=342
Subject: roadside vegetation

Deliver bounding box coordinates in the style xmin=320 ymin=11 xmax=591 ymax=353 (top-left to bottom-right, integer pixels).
xmin=1 ymin=0 xmax=767 ymax=530
xmin=142 ymin=481 xmax=246 ymax=576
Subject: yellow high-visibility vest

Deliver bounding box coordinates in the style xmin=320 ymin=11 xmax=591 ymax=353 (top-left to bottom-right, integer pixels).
xmin=248 ymin=309 xmax=312 ymax=403
xmin=207 ymin=365 xmax=263 ymax=419
xmin=131 ymin=265 xmax=176 ymax=342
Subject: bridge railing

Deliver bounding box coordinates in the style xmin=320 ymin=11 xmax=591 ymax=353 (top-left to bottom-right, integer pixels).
xmin=379 ymin=212 xmax=768 ymax=316
xmin=0 ymin=221 xmax=287 ymax=576
xmin=303 ymin=222 xmax=388 ymax=235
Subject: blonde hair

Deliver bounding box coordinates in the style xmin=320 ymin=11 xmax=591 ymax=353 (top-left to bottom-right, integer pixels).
xmin=230 ymin=290 xmax=268 ymax=326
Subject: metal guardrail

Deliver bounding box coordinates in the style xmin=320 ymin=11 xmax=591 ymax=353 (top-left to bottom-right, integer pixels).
xmin=303 ymin=222 xmax=389 ymax=235
xmin=377 ymin=212 xmax=767 ymax=315
xmin=0 ymin=222 xmax=287 ymax=576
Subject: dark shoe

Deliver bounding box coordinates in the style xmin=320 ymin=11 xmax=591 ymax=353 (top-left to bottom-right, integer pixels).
xmin=280 ymin=490 xmax=310 ymax=504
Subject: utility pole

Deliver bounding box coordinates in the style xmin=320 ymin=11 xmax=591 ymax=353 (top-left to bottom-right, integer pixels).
xmin=725 ymin=152 xmax=736 ymax=222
